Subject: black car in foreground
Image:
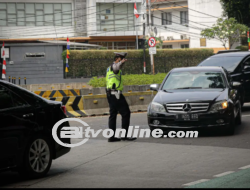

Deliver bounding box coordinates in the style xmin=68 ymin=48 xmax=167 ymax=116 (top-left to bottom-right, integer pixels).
xmin=148 ymin=67 xmax=242 ymax=135
xmin=198 ymin=51 xmax=250 ymax=105
xmin=0 ymin=80 xmax=70 ymax=178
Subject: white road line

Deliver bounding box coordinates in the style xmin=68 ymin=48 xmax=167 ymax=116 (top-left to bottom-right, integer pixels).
xmin=242 ymin=115 xmax=250 ymax=117
xmin=213 ymin=171 xmax=235 ymax=177
xmin=182 ymin=179 xmax=210 ymax=186
xmin=239 ymin=165 xmax=250 ymax=170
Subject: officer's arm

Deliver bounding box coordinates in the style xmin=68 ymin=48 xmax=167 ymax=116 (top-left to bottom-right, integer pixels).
xmin=112 ymin=61 xmax=125 ymax=74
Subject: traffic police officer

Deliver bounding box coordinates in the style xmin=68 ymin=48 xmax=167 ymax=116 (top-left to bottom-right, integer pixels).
xmin=106 ymin=52 xmax=137 ymax=142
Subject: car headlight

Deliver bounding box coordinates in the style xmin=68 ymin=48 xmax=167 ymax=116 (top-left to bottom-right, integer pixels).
xmin=150 ymin=102 xmax=166 ymax=113
xmin=210 ymin=101 xmax=228 ymax=112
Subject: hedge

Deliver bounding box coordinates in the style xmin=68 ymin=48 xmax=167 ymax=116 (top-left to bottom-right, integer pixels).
xmin=88 ymin=73 xmax=167 ymax=87
xmin=62 ymin=49 xmax=214 ymax=77
xmin=236 ymin=46 xmax=249 ymax=51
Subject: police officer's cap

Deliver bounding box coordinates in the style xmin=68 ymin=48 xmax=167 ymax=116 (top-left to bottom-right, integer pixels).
xmin=114 ymin=52 xmax=127 ymax=58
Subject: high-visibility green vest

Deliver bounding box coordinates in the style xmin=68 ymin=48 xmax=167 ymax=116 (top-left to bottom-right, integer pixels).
xmin=106 ymin=66 xmax=123 ymax=91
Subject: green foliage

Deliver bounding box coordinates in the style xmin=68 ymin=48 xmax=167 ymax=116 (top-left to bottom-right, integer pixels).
xmin=62 ymin=49 xmax=214 ymax=77
xmin=236 ymin=45 xmax=249 ymax=51
xmin=220 ymin=0 xmax=250 ymax=27
xmin=88 ymin=73 xmax=167 ymax=87
xmin=201 ymin=17 xmax=249 ymax=49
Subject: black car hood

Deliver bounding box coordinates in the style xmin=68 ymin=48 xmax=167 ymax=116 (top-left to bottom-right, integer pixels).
xmin=154 ymin=89 xmax=226 ymax=104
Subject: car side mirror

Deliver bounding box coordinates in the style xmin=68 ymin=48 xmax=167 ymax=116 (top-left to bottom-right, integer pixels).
xmin=232 ymin=82 xmax=241 ymax=88
xmin=244 ymin=65 xmax=250 ymax=71
xmin=150 ymin=84 xmax=159 ymax=91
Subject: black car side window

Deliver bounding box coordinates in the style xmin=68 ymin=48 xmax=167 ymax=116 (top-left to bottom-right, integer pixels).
xmin=0 ymin=86 xmax=14 ymax=110
xmin=10 ymin=91 xmax=29 ymax=107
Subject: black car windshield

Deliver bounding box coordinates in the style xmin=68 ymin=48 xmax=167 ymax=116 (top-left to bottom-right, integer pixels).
xmin=162 ymin=71 xmax=226 ymax=90
xmin=199 ymin=56 xmax=243 ymax=72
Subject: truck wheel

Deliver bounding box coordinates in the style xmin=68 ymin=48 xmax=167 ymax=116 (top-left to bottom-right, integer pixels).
xmin=18 ymin=137 xmax=52 ymax=178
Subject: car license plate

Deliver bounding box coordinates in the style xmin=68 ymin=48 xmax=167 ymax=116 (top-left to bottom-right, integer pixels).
xmin=175 ymin=114 xmax=199 ymax=121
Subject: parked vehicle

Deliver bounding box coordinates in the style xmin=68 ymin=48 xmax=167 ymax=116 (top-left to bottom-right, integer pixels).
xmin=148 ymin=67 xmax=242 ymax=135
xmin=0 ymin=80 xmax=70 ymax=178
xmin=198 ymin=51 xmax=250 ymax=105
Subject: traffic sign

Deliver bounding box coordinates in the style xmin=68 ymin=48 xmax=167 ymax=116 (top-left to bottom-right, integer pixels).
xmin=149 ymin=47 xmax=156 ymax=55
xmin=148 ymin=37 xmax=156 ymax=47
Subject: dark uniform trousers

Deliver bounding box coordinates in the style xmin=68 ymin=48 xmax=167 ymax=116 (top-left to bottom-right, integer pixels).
xmin=107 ymin=93 xmax=131 ymax=137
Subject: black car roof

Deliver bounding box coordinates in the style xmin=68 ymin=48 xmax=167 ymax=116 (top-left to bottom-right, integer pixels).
xmin=212 ymin=51 xmax=250 ymax=57
xmin=171 ymin=66 xmax=224 ymax=72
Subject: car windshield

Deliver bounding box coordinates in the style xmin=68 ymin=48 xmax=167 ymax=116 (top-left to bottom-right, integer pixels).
xmin=199 ymin=56 xmax=243 ymax=72
xmin=162 ymin=71 xmax=226 ymax=90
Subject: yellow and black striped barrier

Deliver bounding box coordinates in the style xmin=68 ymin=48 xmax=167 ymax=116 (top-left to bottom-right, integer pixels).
xmin=45 ymin=96 xmax=86 ymax=117
xmin=35 ymin=89 xmax=80 ymax=98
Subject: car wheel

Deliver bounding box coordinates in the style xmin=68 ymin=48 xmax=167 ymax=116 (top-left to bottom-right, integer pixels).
xmin=236 ymin=103 xmax=242 ymax=125
xmin=18 ymin=137 xmax=52 ymax=178
xmin=225 ymin=114 xmax=235 ymax=136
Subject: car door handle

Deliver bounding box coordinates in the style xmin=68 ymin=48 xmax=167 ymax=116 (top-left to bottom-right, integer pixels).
xmin=23 ymin=113 xmax=34 ymax=118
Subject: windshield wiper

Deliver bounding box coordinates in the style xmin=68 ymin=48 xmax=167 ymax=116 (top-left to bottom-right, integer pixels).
xmin=175 ymin=87 xmax=203 ymax=89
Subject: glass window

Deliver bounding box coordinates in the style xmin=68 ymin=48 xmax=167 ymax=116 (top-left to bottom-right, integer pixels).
xmin=44 ymin=4 xmax=53 ymax=14
xmin=17 ymin=4 xmax=25 ymax=10
xmin=55 ymin=10 xmax=62 ymax=26
xmin=199 ymin=57 xmax=244 ymax=72
xmin=62 ymin=4 xmax=71 ymax=13
xmin=181 ymin=44 xmax=189 ymax=49
xmin=0 ymin=11 xmax=7 ymax=26
xmin=0 ymin=86 xmax=13 ymax=110
xmin=36 ymin=11 xmax=44 ymax=26
xmin=36 ymin=4 xmax=43 ymax=10
xmin=180 ymin=11 xmax=189 ymax=24
xmin=163 ymin=45 xmax=173 ymax=49
xmin=163 ymin=71 xmax=226 ymax=90
xmin=26 ymin=14 xmax=35 ymax=26
xmin=54 ymin=4 xmax=62 ymax=10
xmin=7 ymin=3 xmax=16 ymax=14
xmin=17 ymin=11 xmax=25 ymax=26
xmin=44 ymin=15 xmax=53 ymax=26
xmin=162 ymin=13 xmax=172 ymax=25
xmin=11 ymin=92 xmax=28 ymax=107
xmin=26 ymin=3 xmax=35 ymax=14
xmin=8 ymin=14 xmax=17 ymax=25
xmin=0 ymin=3 xmax=6 ymax=9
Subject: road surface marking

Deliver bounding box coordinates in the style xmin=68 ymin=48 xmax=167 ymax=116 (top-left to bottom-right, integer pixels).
xmin=242 ymin=115 xmax=250 ymax=117
xmin=183 ymin=179 xmax=210 ymax=186
xmin=239 ymin=165 xmax=250 ymax=170
xmin=213 ymin=171 xmax=234 ymax=177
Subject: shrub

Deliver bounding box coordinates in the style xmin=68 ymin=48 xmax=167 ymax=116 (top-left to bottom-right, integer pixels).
xmin=88 ymin=73 xmax=167 ymax=87
xmin=62 ymin=49 xmax=214 ymax=77
xmin=236 ymin=46 xmax=249 ymax=51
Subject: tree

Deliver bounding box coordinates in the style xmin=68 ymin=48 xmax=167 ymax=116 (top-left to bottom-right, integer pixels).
xmin=201 ymin=18 xmax=249 ymax=50
xmin=220 ymin=0 xmax=250 ymax=27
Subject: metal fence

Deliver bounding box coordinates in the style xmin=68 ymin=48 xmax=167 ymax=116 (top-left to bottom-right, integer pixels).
xmin=65 ymin=55 xmax=209 ymax=78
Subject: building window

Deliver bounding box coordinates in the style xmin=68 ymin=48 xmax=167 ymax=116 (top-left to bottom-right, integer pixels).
xmin=89 ymin=42 xmax=136 ymax=50
xmin=147 ymin=14 xmax=154 ymax=26
xmin=96 ymin=3 xmax=135 ymax=31
xmin=162 ymin=13 xmax=172 ymax=25
xmin=180 ymin=11 xmax=188 ymax=24
xmin=0 ymin=2 xmax=72 ymax=26
xmin=162 ymin=45 xmax=173 ymax=49
xmin=181 ymin=44 xmax=189 ymax=49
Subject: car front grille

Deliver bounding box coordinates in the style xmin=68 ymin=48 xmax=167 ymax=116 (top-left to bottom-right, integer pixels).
xmin=166 ymin=103 xmax=210 ymax=113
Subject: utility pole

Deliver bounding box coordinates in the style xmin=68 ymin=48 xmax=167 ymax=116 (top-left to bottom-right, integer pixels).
xmin=148 ymin=0 xmax=154 ymax=75
xmin=142 ymin=0 xmax=146 ymax=73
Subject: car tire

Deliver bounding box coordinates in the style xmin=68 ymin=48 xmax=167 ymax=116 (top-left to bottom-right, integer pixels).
xmin=225 ymin=114 xmax=235 ymax=136
xmin=18 ymin=136 xmax=53 ymax=178
xmin=236 ymin=103 xmax=242 ymax=125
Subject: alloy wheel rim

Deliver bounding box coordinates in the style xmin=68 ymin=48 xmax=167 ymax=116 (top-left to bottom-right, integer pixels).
xmin=29 ymin=139 xmax=50 ymax=173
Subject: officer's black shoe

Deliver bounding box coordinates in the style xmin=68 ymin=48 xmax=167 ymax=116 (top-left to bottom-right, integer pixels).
xmin=121 ymin=137 xmax=137 ymax=141
xmin=108 ymin=137 xmax=121 ymax=142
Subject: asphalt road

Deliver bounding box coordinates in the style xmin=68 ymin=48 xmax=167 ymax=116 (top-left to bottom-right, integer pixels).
xmin=1 ymin=104 xmax=250 ymax=188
